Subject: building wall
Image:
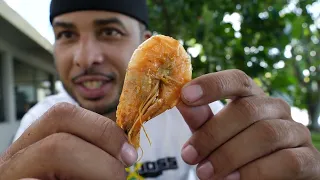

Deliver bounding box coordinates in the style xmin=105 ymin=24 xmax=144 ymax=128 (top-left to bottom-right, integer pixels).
xmin=0 ymin=49 xmax=16 ymax=153
xmin=0 ymin=38 xmax=55 ymax=153
xmin=0 ymin=122 xmax=20 ymax=153
xmin=0 ymin=53 xmax=4 ymax=123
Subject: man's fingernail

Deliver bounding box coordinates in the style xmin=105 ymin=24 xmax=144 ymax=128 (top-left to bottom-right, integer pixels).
xmin=120 ymin=142 xmax=138 ymax=166
xmin=224 ymin=171 xmax=240 ymax=180
xmin=197 ymin=161 xmax=214 ymax=179
xmin=181 ymin=145 xmax=198 ymax=163
xmin=182 ymin=85 xmax=203 ymax=103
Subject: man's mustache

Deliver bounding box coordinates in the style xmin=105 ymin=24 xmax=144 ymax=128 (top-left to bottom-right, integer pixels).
xmin=71 ymin=69 xmax=116 ymax=82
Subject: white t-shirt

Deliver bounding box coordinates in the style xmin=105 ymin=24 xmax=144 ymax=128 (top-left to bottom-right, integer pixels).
xmin=13 ymin=90 xmax=224 ymax=180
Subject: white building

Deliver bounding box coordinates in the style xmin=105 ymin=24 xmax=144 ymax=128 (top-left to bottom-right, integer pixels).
xmin=0 ymin=1 xmax=57 ymax=153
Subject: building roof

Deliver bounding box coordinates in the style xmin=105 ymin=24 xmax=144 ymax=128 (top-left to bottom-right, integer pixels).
xmin=0 ymin=1 xmax=53 ymax=55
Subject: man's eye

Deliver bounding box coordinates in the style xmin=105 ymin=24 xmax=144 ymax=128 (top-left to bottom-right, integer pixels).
xmin=100 ymin=29 xmax=123 ymax=38
xmin=56 ymin=31 xmax=75 ymax=40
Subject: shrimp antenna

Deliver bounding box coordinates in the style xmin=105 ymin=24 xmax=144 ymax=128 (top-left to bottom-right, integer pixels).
xmin=137 ymin=145 xmax=144 ymax=162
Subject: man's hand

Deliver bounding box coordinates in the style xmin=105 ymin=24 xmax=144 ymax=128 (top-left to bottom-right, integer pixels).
xmin=178 ymin=69 xmax=320 ymax=180
xmin=0 ymin=103 xmax=137 ymax=180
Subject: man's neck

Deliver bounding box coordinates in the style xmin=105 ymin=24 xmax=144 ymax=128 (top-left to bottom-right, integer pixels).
xmin=104 ymin=111 xmax=117 ymax=122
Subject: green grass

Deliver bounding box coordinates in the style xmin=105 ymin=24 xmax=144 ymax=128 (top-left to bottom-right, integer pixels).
xmin=311 ymin=131 xmax=320 ymax=150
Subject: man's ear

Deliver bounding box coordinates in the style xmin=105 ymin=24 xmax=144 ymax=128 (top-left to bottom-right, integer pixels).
xmin=142 ymin=30 xmax=152 ymax=41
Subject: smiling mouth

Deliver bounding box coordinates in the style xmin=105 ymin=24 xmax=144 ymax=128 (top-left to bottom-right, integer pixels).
xmin=72 ymin=72 xmax=117 ymax=99
xmin=74 ymin=79 xmax=114 ymax=100
xmin=82 ymin=80 xmax=104 ymax=89
xmin=73 ymin=73 xmax=116 ymax=88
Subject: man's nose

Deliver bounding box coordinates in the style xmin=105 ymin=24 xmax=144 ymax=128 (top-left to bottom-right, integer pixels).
xmin=73 ymin=36 xmax=104 ymax=69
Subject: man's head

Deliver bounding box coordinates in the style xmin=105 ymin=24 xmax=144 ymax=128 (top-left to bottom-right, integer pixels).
xmin=50 ymin=0 xmax=151 ymax=118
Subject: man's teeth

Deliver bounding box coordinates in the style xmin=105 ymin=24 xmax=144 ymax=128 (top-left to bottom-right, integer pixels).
xmin=83 ymin=81 xmax=103 ymax=89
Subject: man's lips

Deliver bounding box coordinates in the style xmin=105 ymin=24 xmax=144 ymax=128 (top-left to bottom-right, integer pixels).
xmin=75 ymin=83 xmax=112 ymax=100
xmin=72 ymin=74 xmax=116 ymax=99
xmin=73 ymin=75 xmax=113 ymax=84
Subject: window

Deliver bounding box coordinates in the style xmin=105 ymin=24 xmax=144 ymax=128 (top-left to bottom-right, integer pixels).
xmin=0 ymin=53 xmax=4 ymax=122
xmin=14 ymin=59 xmax=53 ymax=120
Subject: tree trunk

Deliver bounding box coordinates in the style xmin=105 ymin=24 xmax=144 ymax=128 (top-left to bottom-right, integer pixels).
xmin=308 ymin=112 xmax=320 ymax=132
xmin=307 ymin=96 xmax=320 ymax=132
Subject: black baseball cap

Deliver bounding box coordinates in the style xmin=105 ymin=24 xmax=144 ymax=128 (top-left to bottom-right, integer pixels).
xmin=49 ymin=0 xmax=149 ymax=27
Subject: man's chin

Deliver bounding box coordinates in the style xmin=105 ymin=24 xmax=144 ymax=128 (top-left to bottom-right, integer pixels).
xmin=77 ymin=97 xmax=119 ymax=116
xmin=62 ymin=85 xmax=121 ymax=117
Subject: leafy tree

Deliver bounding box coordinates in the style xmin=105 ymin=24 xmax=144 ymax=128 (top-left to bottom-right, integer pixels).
xmin=147 ymin=0 xmax=320 ymax=130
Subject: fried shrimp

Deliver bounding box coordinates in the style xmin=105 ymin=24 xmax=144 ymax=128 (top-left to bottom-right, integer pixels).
xmin=116 ymin=35 xmax=192 ymax=151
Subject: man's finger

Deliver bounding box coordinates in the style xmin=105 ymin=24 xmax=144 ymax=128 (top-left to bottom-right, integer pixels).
xmin=3 ymin=102 xmax=137 ymax=167
xmin=176 ymin=102 xmax=213 ymax=132
xmin=0 ymin=133 xmax=126 ymax=180
xmin=195 ymin=120 xmax=311 ymax=179
xmin=181 ymin=69 xmax=265 ymax=106
xmin=238 ymin=147 xmax=320 ymax=180
xmin=181 ymin=96 xmax=292 ymax=165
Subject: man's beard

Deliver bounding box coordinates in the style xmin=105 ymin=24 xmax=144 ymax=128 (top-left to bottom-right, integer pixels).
xmin=61 ymin=82 xmax=122 ymax=116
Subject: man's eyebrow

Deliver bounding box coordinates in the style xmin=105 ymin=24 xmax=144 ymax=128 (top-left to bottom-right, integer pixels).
xmin=52 ymin=21 xmax=76 ymax=29
xmin=94 ymin=18 xmax=127 ymax=30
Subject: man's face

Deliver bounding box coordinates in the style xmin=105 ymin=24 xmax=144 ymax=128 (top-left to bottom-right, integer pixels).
xmin=52 ymin=11 xmax=150 ymax=117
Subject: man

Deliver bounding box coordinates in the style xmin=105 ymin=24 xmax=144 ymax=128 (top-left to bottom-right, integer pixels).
xmin=1 ymin=0 xmax=319 ymax=179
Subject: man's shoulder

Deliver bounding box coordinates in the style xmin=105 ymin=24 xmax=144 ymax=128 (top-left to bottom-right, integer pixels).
xmin=208 ymin=100 xmax=225 ymax=114
xmin=29 ymin=91 xmax=77 ymax=114
xmin=144 ymin=100 xmax=225 ymax=139
xmin=37 ymin=91 xmax=76 ymax=106
xmin=166 ymin=100 xmax=224 ymax=117
xmin=137 ymin=101 xmax=224 ymax=180
xmin=12 ymin=91 xmax=77 ymax=142
xmin=146 ymin=100 xmax=224 ymax=139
